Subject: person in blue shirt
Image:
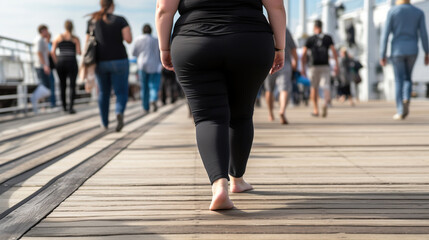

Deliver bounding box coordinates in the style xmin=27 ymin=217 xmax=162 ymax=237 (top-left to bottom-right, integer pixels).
xmin=380 ymin=0 xmax=429 ymax=120
xmin=132 ymin=24 xmax=162 ymax=113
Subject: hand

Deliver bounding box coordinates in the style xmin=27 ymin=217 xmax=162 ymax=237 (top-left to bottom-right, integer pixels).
xmin=43 ymin=65 xmax=51 ymax=75
xmin=425 ymin=54 xmax=429 ymax=66
xmin=291 ymin=59 xmax=297 ymax=71
xmin=161 ymin=50 xmax=174 ymax=72
xmin=300 ymin=69 xmax=307 ymax=78
xmin=380 ymin=58 xmax=387 ymax=67
xmin=270 ymin=51 xmax=284 ymax=75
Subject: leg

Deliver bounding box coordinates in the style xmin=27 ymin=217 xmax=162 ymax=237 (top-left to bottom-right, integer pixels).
xmin=49 ymin=72 xmax=56 ymax=108
xmin=402 ymin=55 xmax=417 ymax=119
xmin=111 ymin=59 xmax=129 ymax=115
xmin=96 ymin=62 xmax=112 ymax=128
xmin=224 ymin=33 xmax=274 ymax=192
xmin=69 ymin=61 xmax=78 ymax=112
xmin=149 ymin=73 xmax=161 ymax=111
xmin=264 ymin=76 xmax=276 ymax=121
xmin=56 ymin=64 xmax=68 ymax=111
xmin=139 ymin=70 xmax=150 ymax=111
xmin=391 ymin=57 xmax=406 ymax=116
xmin=309 ymin=67 xmax=320 ymax=115
xmin=278 ymin=66 xmax=292 ymax=124
xmin=172 ymin=36 xmax=235 ymax=210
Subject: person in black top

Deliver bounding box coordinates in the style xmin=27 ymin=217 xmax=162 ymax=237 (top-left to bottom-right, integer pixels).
xmin=301 ymin=20 xmax=339 ymax=118
xmin=156 ymin=0 xmax=286 ymax=211
xmin=86 ymin=0 xmax=132 ymax=131
xmin=51 ymin=20 xmax=81 ymax=114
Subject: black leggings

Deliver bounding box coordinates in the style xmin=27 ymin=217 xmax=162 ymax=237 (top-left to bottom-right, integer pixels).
xmin=171 ymin=33 xmax=274 ymax=184
xmin=56 ymin=59 xmax=78 ymax=111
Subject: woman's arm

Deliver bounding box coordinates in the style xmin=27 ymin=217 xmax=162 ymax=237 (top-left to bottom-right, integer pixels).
xmin=262 ymin=0 xmax=286 ymax=74
xmin=50 ymin=36 xmax=60 ymax=65
xmin=156 ymin=0 xmax=180 ymax=71
xmin=122 ymin=26 xmax=132 ymax=44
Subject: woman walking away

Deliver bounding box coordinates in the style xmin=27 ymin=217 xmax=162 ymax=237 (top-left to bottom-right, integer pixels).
xmin=338 ymin=47 xmax=355 ymax=106
xmin=51 ymin=20 xmax=81 ymax=114
xmin=380 ymin=0 xmax=429 ymax=120
xmin=156 ymin=0 xmax=286 ymax=211
xmin=87 ymin=0 xmax=132 ymax=131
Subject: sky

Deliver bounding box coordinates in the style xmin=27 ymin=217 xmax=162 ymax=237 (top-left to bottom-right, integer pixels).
xmin=0 ymin=0 xmax=388 ymax=45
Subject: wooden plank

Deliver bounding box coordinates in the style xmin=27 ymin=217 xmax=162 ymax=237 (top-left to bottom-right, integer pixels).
xmin=0 ymin=103 xmax=183 ymax=240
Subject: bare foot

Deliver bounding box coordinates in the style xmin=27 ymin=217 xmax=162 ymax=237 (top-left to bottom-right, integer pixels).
xmin=209 ymin=178 xmax=234 ymax=211
xmin=230 ymin=176 xmax=254 ymax=193
xmin=279 ymin=113 xmax=288 ymax=125
xmin=268 ymin=113 xmax=275 ymax=122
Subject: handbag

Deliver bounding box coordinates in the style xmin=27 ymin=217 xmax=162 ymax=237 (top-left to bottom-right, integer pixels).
xmin=83 ymin=20 xmax=97 ymax=66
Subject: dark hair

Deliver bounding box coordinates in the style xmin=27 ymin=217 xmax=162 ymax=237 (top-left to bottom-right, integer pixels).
xmin=65 ymin=20 xmax=74 ymax=33
xmin=143 ymin=24 xmax=152 ymax=34
xmin=314 ymin=20 xmax=323 ymax=29
xmin=38 ymin=24 xmax=48 ymax=34
xmin=90 ymin=0 xmax=114 ymax=21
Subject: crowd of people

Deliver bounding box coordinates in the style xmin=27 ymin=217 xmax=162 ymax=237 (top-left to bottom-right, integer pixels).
xmin=27 ymin=0 xmax=428 ymax=211
xmin=30 ymin=0 xmax=428 ymax=131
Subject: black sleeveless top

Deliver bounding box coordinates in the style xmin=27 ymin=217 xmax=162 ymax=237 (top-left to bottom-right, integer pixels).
xmin=58 ymin=39 xmax=77 ymax=61
xmin=173 ymin=0 xmax=273 ymax=38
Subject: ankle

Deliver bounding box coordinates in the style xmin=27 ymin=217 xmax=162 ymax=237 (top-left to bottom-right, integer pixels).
xmin=212 ymin=178 xmax=229 ymax=191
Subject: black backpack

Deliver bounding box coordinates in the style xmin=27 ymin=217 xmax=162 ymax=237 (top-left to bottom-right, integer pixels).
xmin=310 ymin=34 xmax=329 ymax=65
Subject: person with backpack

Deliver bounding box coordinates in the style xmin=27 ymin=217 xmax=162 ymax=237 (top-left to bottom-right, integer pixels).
xmin=301 ymin=20 xmax=339 ymax=118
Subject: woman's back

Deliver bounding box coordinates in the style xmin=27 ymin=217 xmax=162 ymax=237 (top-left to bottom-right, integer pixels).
xmin=173 ymin=0 xmax=272 ymax=37
xmin=57 ymin=37 xmax=76 ymax=60
xmin=88 ymin=14 xmax=129 ymax=62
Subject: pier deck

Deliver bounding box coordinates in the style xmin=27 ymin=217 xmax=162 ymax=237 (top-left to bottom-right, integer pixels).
xmin=1 ymin=101 xmax=429 ymax=239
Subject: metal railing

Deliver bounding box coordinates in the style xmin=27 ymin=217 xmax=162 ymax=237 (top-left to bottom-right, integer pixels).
xmin=0 ymin=35 xmax=92 ymax=115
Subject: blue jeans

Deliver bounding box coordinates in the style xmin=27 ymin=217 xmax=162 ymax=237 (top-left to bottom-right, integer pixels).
xmin=35 ymin=68 xmax=50 ymax=88
xmin=96 ymin=59 xmax=129 ymax=127
xmin=391 ymin=55 xmax=417 ymax=115
xmin=138 ymin=70 xmax=161 ymax=111
xmin=49 ymin=71 xmax=56 ymax=107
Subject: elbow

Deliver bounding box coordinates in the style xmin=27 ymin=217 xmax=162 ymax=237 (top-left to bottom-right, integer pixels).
xmin=156 ymin=2 xmax=173 ymax=19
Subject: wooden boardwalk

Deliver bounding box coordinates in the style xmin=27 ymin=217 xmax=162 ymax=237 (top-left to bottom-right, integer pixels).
xmin=1 ymin=100 xmax=429 ymax=239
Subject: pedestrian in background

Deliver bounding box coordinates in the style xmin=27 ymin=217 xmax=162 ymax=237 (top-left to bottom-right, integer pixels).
xmin=338 ymin=47 xmax=355 ymax=106
xmin=160 ymin=67 xmax=179 ymax=105
xmin=156 ymin=0 xmax=286 ymax=210
xmin=132 ymin=24 xmax=162 ymax=113
xmin=87 ymin=0 xmax=132 ymax=131
xmin=51 ymin=20 xmax=81 ymax=114
xmin=301 ymin=20 xmax=339 ymax=118
xmin=31 ymin=24 xmax=52 ymax=114
xmin=380 ymin=0 xmax=429 ymax=120
xmin=264 ymin=27 xmax=298 ymax=124
xmin=47 ymin=32 xmax=57 ymax=109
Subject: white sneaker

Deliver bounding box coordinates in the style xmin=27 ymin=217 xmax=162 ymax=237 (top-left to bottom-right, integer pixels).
xmin=393 ymin=114 xmax=403 ymax=120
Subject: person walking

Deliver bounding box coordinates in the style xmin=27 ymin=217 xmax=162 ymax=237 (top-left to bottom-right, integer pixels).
xmin=87 ymin=0 xmax=132 ymax=131
xmin=132 ymin=24 xmax=162 ymax=113
xmin=47 ymin=32 xmax=57 ymax=109
xmin=301 ymin=20 xmax=339 ymax=118
xmin=160 ymin=67 xmax=179 ymax=105
xmin=51 ymin=20 xmax=81 ymax=114
xmin=338 ymin=47 xmax=355 ymax=106
xmin=31 ymin=24 xmax=52 ymax=114
xmin=156 ymin=0 xmax=286 ymax=211
xmin=380 ymin=0 xmax=429 ymax=120
xmin=264 ymin=27 xmax=298 ymax=124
